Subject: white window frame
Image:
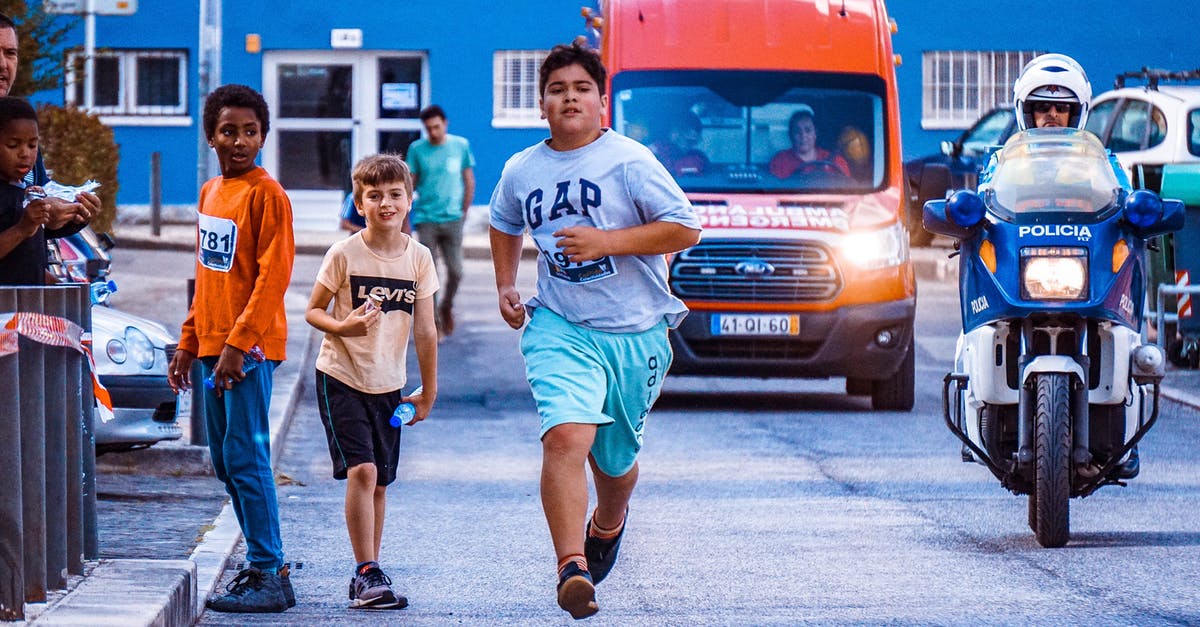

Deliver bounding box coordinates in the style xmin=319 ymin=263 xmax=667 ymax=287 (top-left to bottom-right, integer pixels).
xmin=492 ymin=50 xmax=549 ymax=129
xmin=921 ymin=50 xmax=1040 ymax=129
xmin=65 ymin=49 xmax=188 ymax=124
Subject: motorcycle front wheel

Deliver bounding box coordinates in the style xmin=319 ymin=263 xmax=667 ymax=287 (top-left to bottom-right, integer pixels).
xmin=1033 ymin=372 xmax=1072 ymax=548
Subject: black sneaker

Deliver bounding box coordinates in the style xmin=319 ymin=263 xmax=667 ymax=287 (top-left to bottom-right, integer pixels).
xmin=348 ymin=564 xmax=407 ymax=609
xmin=556 ymin=561 xmax=598 ymax=620
xmin=584 ymin=508 xmax=627 ymax=585
xmin=278 ymin=563 xmax=297 ymax=608
xmin=1115 ymin=446 xmax=1140 ymax=479
xmin=205 ymin=566 xmax=288 ymax=613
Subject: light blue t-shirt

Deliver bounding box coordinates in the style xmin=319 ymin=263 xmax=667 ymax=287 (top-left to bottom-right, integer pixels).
xmin=490 ymin=130 xmax=701 ymax=333
xmin=406 ymin=134 xmax=475 ymax=225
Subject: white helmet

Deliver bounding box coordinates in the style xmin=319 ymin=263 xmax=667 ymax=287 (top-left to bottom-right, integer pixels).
xmin=1013 ymin=53 xmax=1091 ymax=130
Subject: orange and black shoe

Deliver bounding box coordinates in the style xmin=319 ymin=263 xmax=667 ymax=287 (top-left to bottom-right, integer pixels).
xmin=584 ymin=509 xmax=627 ymax=585
xmin=556 ymin=561 xmax=598 ymax=619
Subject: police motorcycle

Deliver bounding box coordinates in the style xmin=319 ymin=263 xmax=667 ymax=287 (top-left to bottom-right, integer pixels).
xmin=923 ymin=127 xmax=1184 ymax=548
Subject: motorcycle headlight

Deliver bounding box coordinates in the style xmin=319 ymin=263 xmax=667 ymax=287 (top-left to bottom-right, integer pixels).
xmin=124 ymin=326 xmax=156 ymax=370
xmin=842 ymin=222 xmax=908 ymax=270
xmin=1020 ymin=247 xmax=1088 ymax=300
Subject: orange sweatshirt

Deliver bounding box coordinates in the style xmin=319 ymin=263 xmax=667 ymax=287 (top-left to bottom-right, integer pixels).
xmin=179 ymin=167 xmax=294 ymax=360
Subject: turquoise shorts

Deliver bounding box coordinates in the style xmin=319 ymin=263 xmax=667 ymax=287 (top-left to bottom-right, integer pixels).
xmin=520 ymin=307 xmax=672 ymax=477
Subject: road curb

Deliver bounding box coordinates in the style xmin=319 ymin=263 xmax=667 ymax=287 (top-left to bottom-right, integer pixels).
xmin=31 ymin=559 xmax=197 ymax=626
xmin=95 ymin=444 xmax=213 ymax=477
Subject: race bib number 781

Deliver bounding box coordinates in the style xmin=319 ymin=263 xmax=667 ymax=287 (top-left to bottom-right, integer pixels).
xmin=197 ymin=213 xmax=238 ymax=273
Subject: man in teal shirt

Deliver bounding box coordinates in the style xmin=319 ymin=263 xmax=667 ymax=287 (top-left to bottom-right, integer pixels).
xmin=407 ymin=104 xmax=476 ymax=337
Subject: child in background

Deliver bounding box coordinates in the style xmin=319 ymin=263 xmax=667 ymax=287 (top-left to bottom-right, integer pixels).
xmin=0 ymin=96 xmax=51 ymax=284
xmin=305 ymin=154 xmax=439 ymax=610
xmin=167 ymin=84 xmax=296 ymax=613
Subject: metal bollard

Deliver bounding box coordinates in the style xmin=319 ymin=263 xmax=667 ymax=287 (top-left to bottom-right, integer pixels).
xmin=0 ymin=289 xmax=24 ymax=620
xmin=15 ymin=288 xmax=47 ymax=603
xmin=41 ymin=288 xmax=68 ymax=591
xmin=151 ymin=151 xmax=163 ymax=237
xmin=187 ymin=278 xmax=207 ymax=447
xmin=80 ymin=289 xmax=97 ymax=562
xmin=64 ymin=286 xmax=85 ymax=575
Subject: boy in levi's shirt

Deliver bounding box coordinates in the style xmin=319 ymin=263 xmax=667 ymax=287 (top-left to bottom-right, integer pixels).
xmin=167 ymin=84 xmax=296 ymax=613
xmin=305 ymin=154 xmax=439 ymax=610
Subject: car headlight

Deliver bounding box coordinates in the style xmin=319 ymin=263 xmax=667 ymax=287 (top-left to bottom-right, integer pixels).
xmin=106 ymin=338 xmax=127 ymax=364
xmin=1020 ymin=247 xmax=1088 ymax=300
xmin=124 ymin=326 xmax=156 ymax=370
xmin=842 ymin=222 xmax=908 ymax=270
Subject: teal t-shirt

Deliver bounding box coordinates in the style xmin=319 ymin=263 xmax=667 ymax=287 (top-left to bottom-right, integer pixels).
xmin=406 ymin=134 xmax=476 ymax=225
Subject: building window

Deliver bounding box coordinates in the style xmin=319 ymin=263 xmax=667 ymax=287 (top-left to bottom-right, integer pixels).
xmin=921 ymin=50 xmax=1040 ymax=129
xmin=66 ymin=49 xmax=187 ymax=117
xmin=493 ymin=50 xmax=549 ymax=128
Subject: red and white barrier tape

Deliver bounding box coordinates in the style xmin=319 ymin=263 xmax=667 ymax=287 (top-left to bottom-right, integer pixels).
xmin=1 ymin=311 xmax=115 ymax=423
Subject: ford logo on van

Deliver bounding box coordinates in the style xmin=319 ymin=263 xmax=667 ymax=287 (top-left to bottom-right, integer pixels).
xmin=735 ymin=259 xmax=774 ymax=276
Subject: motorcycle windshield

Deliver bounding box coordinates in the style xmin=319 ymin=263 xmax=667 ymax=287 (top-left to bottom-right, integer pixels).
xmin=610 ymin=70 xmax=887 ymax=194
xmin=987 ymin=128 xmax=1121 ymax=220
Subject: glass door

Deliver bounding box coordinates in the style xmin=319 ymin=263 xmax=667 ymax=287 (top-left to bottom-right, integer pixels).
xmin=263 ymin=51 xmax=427 ymax=229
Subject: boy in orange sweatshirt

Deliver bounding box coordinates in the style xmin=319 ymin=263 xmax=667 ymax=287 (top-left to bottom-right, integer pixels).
xmin=168 ymin=84 xmax=296 ymax=614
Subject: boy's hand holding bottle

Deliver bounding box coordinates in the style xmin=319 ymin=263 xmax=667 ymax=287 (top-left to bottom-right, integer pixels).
xmin=391 ymin=385 xmax=434 ymax=426
xmin=206 ymin=344 xmax=266 ymax=395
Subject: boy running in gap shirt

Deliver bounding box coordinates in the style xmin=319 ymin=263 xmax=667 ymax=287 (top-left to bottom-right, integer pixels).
xmin=489 ymin=40 xmax=701 ymax=620
xmin=168 ymin=84 xmax=296 ymax=613
xmin=306 ymin=154 xmax=439 ymax=610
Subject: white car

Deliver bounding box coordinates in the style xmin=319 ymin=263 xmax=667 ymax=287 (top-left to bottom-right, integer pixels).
xmin=92 ymin=305 xmax=185 ymax=453
xmin=47 ymin=227 xmax=186 ymax=453
xmin=1085 ymin=71 xmax=1200 ymax=191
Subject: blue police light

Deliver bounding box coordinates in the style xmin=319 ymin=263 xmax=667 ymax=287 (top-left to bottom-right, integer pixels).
xmin=947 ymin=190 xmax=986 ymax=228
xmin=1124 ymin=189 xmax=1163 ymax=228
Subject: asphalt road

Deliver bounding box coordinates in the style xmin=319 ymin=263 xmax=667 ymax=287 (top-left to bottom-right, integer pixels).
xmin=109 ymin=246 xmax=1200 ymax=626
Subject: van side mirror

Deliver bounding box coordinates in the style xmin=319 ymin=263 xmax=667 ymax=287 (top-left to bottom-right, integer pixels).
xmin=917 ymin=163 xmax=952 ymax=204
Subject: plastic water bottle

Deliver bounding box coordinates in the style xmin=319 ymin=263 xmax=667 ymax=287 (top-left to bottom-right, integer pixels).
xmin=389 ymin=386 xmax=423 ymax=427
xmin=204 ymin=345 xmax=266 ymax=389
xmin=89 ymin=279 xmax=118 ymax=305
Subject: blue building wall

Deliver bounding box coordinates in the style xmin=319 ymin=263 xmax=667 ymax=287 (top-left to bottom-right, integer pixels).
xmin=47 ymin=1 xmax=593 ymax=215
xmin=888 ymin=1 xmax=1200 ymax=159
xmin=39 ymin=1 xmax=1200 ymax=215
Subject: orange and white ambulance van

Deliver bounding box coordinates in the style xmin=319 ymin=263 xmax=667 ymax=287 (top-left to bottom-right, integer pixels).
xmin=593 ymin=0 xmax=916 ymax=410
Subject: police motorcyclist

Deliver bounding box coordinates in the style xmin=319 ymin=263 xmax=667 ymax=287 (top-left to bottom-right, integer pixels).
xmin=1013 ymin=53 xmax=1091 ymax=130
xmin=982 ymin=53 xmax=1140 ymax=478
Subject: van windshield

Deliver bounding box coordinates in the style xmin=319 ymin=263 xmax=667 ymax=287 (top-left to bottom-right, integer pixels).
xmin=612 ymin=70 xmax=886 ymax=194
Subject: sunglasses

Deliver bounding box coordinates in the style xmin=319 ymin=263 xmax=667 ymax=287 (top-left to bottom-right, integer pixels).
xmin=1033 ymin=102 xmax=1072 ymax=114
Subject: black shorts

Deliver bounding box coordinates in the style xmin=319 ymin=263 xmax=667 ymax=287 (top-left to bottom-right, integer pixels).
xmin=314 ymin=370 xmax=403 ymax=485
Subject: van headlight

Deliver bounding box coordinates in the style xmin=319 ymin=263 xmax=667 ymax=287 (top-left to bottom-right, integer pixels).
xmin=842 ymin=222 xmax=908 ymax=270
xmin=1020 ymin=247 xmax=1088 ymax=300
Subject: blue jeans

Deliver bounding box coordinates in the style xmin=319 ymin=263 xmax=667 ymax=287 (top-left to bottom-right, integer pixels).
xmin=414 ymin=218 xmax=464 ymax=311
xmin=200 ymin=357 xmax=284 ymax=571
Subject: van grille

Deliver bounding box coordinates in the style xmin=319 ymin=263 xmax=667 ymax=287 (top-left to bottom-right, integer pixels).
xmin=670 ymin=240 xmax=842 ymax=302
xmin=686 ymin=337 xmax=821 ymax=360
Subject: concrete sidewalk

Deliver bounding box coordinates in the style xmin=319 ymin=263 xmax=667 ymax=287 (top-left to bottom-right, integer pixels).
xmin=28 ymin=221 xmax=1200 ymax=624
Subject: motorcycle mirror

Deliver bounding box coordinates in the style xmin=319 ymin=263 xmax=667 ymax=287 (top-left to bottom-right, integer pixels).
xmin=947 ymin=190 xmax=986 ymax=229
xmin=1123 ymin=190 xmax=1185 ymax=238
xmin=923 ymin=195 xmax=980 ymax=241
xmin=1123 ymin=189 xmax=1162 ymax=228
